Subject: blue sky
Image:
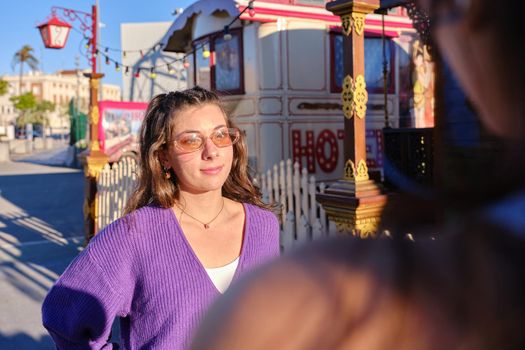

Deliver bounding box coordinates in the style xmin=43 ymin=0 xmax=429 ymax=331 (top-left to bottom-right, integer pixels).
xmin=0 ymin=0 xmax=194 ymax=87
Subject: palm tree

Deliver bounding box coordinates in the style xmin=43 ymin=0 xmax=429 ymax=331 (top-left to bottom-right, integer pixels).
xmin=12 ymin=45 xmax=39 ymax=94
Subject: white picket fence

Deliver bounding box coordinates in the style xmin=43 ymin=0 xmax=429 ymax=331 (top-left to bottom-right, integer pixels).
xmin=96 ymin=156 xmax=138 ymax=232
xmin=257 ymin=159 xmax=336 ymax=252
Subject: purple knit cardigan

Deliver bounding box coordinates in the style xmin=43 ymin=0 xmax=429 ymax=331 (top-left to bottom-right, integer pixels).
xmin=42 ymin=203 xmax=280 ymax=349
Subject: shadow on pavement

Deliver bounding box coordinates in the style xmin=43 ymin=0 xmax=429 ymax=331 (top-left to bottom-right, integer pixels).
xmin=0 ymin=169 xmax=85 ymax=348
xmin=0 ymin=332 xmax=55 ymax=350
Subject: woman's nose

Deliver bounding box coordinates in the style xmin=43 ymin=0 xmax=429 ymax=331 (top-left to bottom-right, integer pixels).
xmin=201 ymin=137 xmax=219 ymax=158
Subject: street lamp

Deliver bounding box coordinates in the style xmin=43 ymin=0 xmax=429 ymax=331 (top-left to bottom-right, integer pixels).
xmin=37 ymin=15 xmax=72 ymax=49
xmin=38 ymin=5 xmax=108 ymax=243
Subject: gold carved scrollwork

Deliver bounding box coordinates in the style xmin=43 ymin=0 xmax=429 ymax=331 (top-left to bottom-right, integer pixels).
xmin=344 ymin=159 xmax=369 ymax=182
xmin=342 ymin=14 xmax=352 ymax=36
xmin=342 ymin=75 xmax=354 ymax=119
xmin=85 ymin=157 xmax=107 ymax=178
xmin=352 ymin=13 xmax=365 ymax=36
xmin=354 ymin=75 xmax=368 ymax=119
xmin=335 ymin=218 xmax=379 ymax=239
xmin=91 ymin=105 xmax=99 ymax=125
xmin=341 ymin=75 xmax=368 ymax=120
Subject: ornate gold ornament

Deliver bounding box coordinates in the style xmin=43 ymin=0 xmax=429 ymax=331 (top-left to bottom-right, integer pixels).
xmin=344 ymin=159 xmax=369 ymax=182
xmin=91 ymin=105 xmax=99 ymax=125
xmin=354 ymin=75 xmax=368 ymax=119
xmin=85 ymin=156 xmax=107 ymax=178
xmin=334 ymin=218 xmax=379 ymax=238
xmin=351 ymin=13 xmax=365 ymax=36
xmin=342 ymin=75 xmax=354 ymax=119
xmin=342 ymin=14 xmax=352 ymax=36
xmin=341 ymin=75 xmax=368 ymax=120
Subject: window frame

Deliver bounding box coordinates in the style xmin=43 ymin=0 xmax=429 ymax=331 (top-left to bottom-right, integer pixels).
xmin=329 ymin=30 xmax=396 ymax=95
xmin=193 ymin=27 xmax=245 ymax=95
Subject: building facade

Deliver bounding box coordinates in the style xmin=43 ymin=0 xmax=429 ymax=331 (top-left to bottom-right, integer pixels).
xmin=0 ymin=70 xmax=121 ymax=131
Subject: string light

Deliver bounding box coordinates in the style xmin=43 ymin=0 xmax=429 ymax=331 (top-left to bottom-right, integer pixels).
xmin=149 ymin=67 xmax=157 ymax=79
xmin=223 ymin=26 xmax=232 ymax=41
xmin=80 ymin=1 xmax=254 ymax=78
xmin=202 ymin=44 xmax=210 ymax=59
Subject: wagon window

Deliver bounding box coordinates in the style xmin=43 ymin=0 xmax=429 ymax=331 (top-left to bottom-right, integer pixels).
xmin=214 ymin=32 xmax=242 ymax=93
xmin=192 ymin=28 xmax=244 ymax=95
xmin=331 ymin=33 xmax=394 ymax=94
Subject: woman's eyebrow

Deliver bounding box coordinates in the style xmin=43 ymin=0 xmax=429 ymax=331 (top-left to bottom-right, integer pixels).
xmin=176 ymin=125 xmax=227 ymax=135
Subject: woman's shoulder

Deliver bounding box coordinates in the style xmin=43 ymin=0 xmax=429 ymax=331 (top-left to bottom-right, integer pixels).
xmin=94 ymin=205 xmax=169 ymax=242
xmin=244 ymin=203 xmax=278 ymax=222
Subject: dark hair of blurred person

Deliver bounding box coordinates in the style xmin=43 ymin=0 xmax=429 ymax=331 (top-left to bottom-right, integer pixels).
xmin=190 ymin=0 xmax=525 ymax=349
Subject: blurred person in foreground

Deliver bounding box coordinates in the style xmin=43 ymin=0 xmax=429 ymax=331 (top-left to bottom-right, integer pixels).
xmin=191 ymin=0 xmax=525 ymax=349
xmin=42 ymin=87 xmax=280 ymax=349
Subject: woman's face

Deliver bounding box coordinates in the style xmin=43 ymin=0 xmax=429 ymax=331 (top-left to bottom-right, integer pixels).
xmin=161 ymin=103 xmax=234 ymax=195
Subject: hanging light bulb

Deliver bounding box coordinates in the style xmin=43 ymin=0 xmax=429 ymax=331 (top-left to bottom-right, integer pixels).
xmin=168 ymin=64 xmax=175 ymax=74
xmin=134 ymin=68 xmax=141 ymax=78
xmin=223 ymin=26 xmax=232 ymax=41
xmin=149 ymin=67 xmax=157 ymax=79
xmin=93 ymin=49 xmax=99 ymax=58
xmin=105 ymin=47 xmax=109 ymax=54
xmin=85 ymin=38 xmax=91 ymax=49
xmin=115 ymin=62 xmax=120 ymax=72
xmin=125 ymin=66 xmax=130 ymax=75
xmin=105 ymin=56 xmax=110 ymax=65
xmin=140 ymin=50 xmax=144 ymax=57
xmin=202 ymin=44 xmax=210 ymax=59
xmin=183 ymin=59 xmax=190 ymax=69
xmin=123 ymin=51 xmax=127 ymax=58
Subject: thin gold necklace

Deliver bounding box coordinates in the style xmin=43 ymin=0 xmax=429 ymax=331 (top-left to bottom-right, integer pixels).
xmin=176 ymin=198 xmax=225 ymax=229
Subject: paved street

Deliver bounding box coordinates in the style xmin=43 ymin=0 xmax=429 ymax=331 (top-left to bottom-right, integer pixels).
xmin=0 ymin=147 xmax=84 ymax=350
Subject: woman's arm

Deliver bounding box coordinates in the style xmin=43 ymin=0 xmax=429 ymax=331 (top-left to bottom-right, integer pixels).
xmin=42 ymin=248 xmax=124 ymax=350
xmin=42 ymin=218 xmax=135 ymax=350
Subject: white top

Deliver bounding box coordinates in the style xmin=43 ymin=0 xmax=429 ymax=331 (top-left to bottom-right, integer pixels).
xmin=205 ymin=257 xmax=240 ymax=294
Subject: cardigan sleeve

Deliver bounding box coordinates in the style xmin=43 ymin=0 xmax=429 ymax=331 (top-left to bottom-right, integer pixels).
xmin=42 ymin=218 xmax=135 ymax=350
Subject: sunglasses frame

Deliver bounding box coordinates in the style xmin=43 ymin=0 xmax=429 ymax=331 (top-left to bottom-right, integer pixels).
xmin=170 ymin=127 xmax=241 ymax=153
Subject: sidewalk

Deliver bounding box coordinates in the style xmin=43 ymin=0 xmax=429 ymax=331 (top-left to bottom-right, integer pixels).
xmin=9 ymin=143 xmax=77 ymax=168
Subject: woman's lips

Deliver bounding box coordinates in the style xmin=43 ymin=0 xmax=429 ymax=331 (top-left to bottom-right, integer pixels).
xmin=200 ymin=165 xmax=223 ymax=175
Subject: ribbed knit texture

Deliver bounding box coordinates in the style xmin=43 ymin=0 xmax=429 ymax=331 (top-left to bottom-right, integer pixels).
xmin=42 ymin=203 xmax=280 ymax=350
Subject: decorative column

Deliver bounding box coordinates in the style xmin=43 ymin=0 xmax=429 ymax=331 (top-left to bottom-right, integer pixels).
xmin=82 ymin=72 xmax=107 ymax=243
xmin=317 ymin=0 xmax=387 ymax=238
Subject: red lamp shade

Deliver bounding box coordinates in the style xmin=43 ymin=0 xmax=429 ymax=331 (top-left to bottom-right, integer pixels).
xmin=37 ymin=16 xmax=72 ymax=49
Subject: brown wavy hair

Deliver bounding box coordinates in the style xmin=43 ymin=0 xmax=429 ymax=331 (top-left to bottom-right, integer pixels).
xmin=124 ymin=86 xmax=270 ymax=214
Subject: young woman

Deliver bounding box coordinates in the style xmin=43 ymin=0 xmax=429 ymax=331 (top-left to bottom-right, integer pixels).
xmin=191 ymin=0 xmax=525 ymax=349
xmin=42 ymin=86 xmax=280 ymax=349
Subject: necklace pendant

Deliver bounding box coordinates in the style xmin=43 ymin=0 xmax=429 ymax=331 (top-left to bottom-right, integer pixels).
xmin=204 ymin=224 xmax=210 ymax=229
